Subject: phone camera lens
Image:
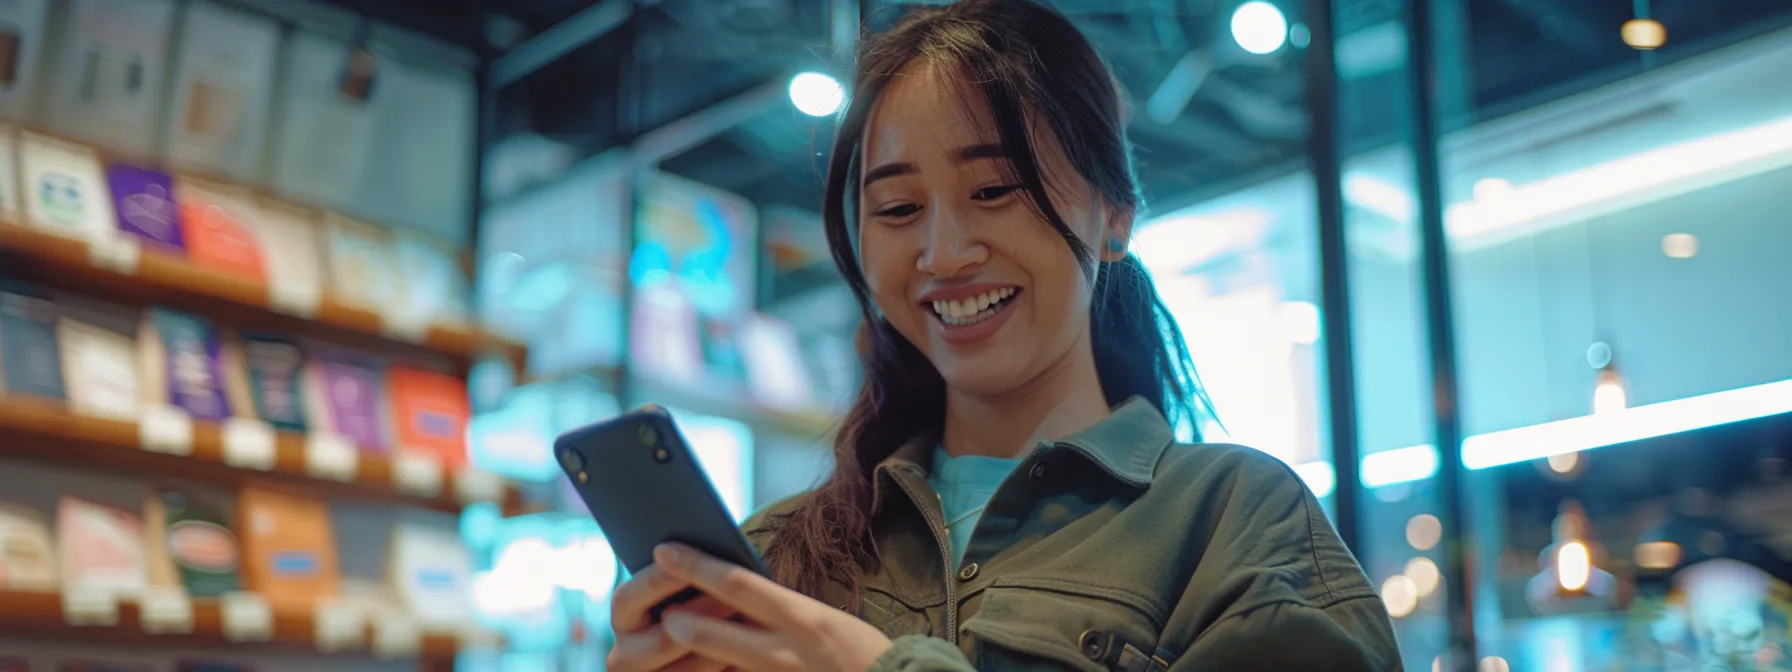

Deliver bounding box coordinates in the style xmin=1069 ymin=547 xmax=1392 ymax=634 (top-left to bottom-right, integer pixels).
xmin=637 ymin=424 xmax=659 ymax=447
xmin=560 ymin=449 xmax=586 ymax=472
xmin=653 ymin=447 xmax=671 ymax=463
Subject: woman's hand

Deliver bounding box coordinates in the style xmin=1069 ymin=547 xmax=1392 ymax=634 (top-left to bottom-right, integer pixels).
xmin=607 ymin=543 xmax=894 ymax=672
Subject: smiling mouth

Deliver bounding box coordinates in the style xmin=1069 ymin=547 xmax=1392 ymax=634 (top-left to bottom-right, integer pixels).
xmin=929 ymin=287 xmax=1020 ymax=327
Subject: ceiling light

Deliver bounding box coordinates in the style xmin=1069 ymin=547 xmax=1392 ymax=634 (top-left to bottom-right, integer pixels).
xmin=1405 ymin=557 xmax=1441 ymax=597
xmin=789 ymin=72 xmax=845 ymax=117
xmin=1381 ymin=575 xmax=1419 ymax=618
xmin=1406 ymin=514 xmax=1443 ymax=551
xmin=1594 ymin=368 xmax=1628 ymax=416
xmin=1557 ymin=541 xmax=1592 ymax=592
xmin=1230 ymin=2 xmax=1288 ymax=55
xmin=1622 ymin=18 xmax=1667 ymax=50
xmin=1662 ymin=233 xmax=1699 ymax=258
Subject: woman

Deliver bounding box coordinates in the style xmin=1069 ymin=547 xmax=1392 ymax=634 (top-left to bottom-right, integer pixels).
xmin=608 ymin=1 xmax=1401 ymax=670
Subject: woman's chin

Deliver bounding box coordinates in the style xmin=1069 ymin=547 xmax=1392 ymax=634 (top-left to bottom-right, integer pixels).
xmin=935 ymin=361 xmax=1034 ymax=398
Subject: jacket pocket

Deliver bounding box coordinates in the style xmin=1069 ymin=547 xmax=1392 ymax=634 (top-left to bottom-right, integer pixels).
xmin=963 ymin=578 xmax=1171 ymax=672
xmin=860 ymin=584 xmax=939 ymax=640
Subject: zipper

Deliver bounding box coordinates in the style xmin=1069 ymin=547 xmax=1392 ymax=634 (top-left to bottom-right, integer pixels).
xmin=892 ymin=469 xmax=959 ymax=646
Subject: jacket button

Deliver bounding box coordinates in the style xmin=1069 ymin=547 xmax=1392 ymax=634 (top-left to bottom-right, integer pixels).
xmin=1029 ymin=463 xmax=1047 ymax=480
xmin=1079 ymin=630 xmax=1106 ymax=660
xmin=958 ymin=562 xmax=980 ymax=581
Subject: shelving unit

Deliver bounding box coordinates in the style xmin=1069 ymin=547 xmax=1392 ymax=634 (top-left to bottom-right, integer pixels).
xmin=0 ymin=398 xmax=522 ymax=515
xmin=0 ymin=589 xmax=474 ymax=666
xmin=0 ymin=222 xmax=525 ymax=375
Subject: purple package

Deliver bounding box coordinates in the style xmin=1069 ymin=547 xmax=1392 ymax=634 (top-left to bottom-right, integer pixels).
xmin=107 ymin=164 xmax=185 ymax=250
xmin=317 ymin=355 xmax=386 ymax=451
xmin=152 ymin=309 xmax=231 ymax=421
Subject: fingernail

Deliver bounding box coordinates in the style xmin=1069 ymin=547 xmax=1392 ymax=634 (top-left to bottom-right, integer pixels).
xmin=654 ymin=544 xmax=681 ymax=567
xmin=663 ymin=613 xmax=693 ymax=643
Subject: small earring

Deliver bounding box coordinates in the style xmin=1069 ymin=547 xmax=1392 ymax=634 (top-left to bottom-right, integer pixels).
xmin=1106 ymin=237 xmax=1127 ymax=254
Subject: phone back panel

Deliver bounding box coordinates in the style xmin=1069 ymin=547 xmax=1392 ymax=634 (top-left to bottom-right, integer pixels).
xmin=554 ymin=406 xmax=765 ymax=575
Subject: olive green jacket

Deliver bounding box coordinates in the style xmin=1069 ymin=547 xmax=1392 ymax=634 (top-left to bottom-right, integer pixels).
xmin=743 ymin=398 xmax=1402 ymax=672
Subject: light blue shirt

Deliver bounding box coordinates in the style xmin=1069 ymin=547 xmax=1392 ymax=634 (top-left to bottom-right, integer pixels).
xmin=928 ymin=447 xmax=1022 ymax=568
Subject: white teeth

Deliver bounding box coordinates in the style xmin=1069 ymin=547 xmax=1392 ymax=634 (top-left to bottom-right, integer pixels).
xmin=930 ymin=288 xmax=1019 ymax=326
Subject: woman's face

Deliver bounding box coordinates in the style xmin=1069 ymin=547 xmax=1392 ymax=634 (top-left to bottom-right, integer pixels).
xmin=857 ymin=63 xmax=1131 ymax=396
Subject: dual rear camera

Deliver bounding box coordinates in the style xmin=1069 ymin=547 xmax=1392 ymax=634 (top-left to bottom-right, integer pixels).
xmin=561 ymin=421 xmax=670 ymax=482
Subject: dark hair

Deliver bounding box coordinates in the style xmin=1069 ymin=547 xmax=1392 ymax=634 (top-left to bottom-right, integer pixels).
xmin=760 ymin=0 xmax=1208 ymax=601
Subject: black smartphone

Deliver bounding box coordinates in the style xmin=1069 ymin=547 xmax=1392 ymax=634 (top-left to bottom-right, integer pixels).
xmin=556 ymin=405 xmax=766 ymax=614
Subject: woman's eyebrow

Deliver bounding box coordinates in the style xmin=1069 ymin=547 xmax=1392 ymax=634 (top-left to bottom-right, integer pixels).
xmin=862 ymin=144 xmax=1007 ymax=190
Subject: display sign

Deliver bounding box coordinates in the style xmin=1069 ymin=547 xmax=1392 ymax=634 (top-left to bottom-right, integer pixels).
xmin=462 ymin=510 xmax=617 ymax=653
xmin=761 ymin=207 xmax=838 ymax=306
xmin=164 ymin=1 xmax=279 ymax=179
xmin=632 ymin=171 xmax=757 ymax=319
xmin=48 ymin=0 xmax=177 ymax=154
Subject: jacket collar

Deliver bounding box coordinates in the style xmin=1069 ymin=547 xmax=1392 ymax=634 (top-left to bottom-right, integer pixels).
xmin=871 ymin=396 xmax=1175 ymax=505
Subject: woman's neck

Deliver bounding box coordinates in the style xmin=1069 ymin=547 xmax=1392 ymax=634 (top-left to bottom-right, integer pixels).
xmin=940 ymin=331 xmax=1111 ymax=459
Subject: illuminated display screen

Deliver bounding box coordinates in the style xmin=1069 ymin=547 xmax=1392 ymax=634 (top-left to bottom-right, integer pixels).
xmin=667 ymin=408 xmax=755 ymax=523
xmin=631 ymin=171 xmax=757 ymax=319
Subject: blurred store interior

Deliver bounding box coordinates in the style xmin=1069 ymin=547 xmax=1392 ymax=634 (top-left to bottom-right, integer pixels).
xmin=0 ymin=0 xmax=1788 ymax=670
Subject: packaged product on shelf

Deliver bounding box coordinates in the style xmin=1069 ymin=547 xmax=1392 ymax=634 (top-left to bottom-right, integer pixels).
xmin=0 ymin=501 xmax=58 ymax=591
xmin=220 ymin=333 xmax=306 ymax=432
xmin=0 ymin=125 xmax=21 ymax=219
xmin=57 ymin=319 xmax=139 ymax=421
xmin=236 ymin=486 xmax=339 ymax=613
xmin=322 ymin=215 xmax=400 ymax=312
xmin=386 ymin=366 xmax=470 ymax=469
xmin=104 ymin=163 xmax=184 ymax=252
xmin=390 ymin=229 xmax=470 ymax=328
xmin=137 ymin=309 xmax=232 ymax=421
xmin=174 ymin=178 xmax=266 ymax=281
xmin=386 ymin=521 xmax=474 ymax=631
xmin=301 ymin=349 xmax=386 ymax=451
xmin=56 ymin=495 xmax=147 ymax=600
xmin=0 ymin=280 xmax=66 ymax=400
xmin=17 ymin=132 xmax=112 ymax=240
xmin=143 ymin=490 xmax=240 ymax=598
xmin=244 ymin=199 xmax=324 ymax=313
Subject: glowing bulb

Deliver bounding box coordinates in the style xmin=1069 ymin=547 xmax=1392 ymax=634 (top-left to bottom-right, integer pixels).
xmin=1557 ymin=541 xmax=1591 ymax=592
xmin=1594 ymin=370 xmax=1627 ymax=415
xmin=1405 ymin=557 xmax=1441 ymax=597
xmin=1230 ymin=2 xmax=1289 ymax=55
xmin=1636 ymin=541 xmax=1682 ymax=570
xmin=1406 ymin=514 xmax=1443 ymax=551
xmin=1381 ymin=575 xmax=1420 ymax=618
xmin=1547 ymin=451 xmax=1580 ymax=474
xmin=1622 ymin=18 xmax=1667 ymax=50
xmin=1662 ymin=233 xmax=1699 ymax=258
xmin=789 ymin=72 xmax=845 ymax=117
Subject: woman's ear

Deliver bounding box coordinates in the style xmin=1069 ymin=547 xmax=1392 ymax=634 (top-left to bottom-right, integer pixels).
xmin=1100 ymin=206 xmax=1135 ymax=262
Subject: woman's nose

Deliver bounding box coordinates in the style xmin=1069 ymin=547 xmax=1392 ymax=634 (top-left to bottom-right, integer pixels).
xmin=916 ymin=212 xmax=988 ymax=277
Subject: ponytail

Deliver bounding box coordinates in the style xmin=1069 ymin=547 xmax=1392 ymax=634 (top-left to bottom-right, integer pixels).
xmin=1091 ymin=254 xmax=1204 ymax=442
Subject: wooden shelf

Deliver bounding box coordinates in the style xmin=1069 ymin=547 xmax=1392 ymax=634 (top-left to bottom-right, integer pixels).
xmin=0 ymin=589 xmax=469 ymax=665
xmin=0 ymin=223 xmax=524 ymax=376
xmin=0 ymin=397 xmax=520 ymax=515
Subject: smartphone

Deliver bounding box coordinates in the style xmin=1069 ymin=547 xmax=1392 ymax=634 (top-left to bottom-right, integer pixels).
xmin=556 ymin=405 xmax=767 ymax=603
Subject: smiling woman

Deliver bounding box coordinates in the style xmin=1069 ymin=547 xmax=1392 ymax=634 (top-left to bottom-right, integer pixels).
xmin=602 ymin=1 xmax=1401 ymax=671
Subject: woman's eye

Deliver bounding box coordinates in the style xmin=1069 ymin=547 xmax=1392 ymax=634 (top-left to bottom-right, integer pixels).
xmin=874 ymin=203 xmax=921 ymax=219
xmin=972 ymin=185 xmax=1022 ymax=201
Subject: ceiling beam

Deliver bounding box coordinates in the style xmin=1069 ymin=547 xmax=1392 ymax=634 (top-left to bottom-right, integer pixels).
xmin=629 ymin=79 xmax=788 ymax=170
xmin=491 ymin=0 xmax=660 ymax=90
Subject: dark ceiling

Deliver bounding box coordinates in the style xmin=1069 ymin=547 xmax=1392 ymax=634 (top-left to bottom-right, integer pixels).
xmin=379 ymin=0 xmax=1792 ymax=215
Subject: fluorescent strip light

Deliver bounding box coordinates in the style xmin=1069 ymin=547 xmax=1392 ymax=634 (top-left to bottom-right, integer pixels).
xmin=1341 ymin=114 xmax=1792 ymax=250
xmin=1361 ymin=444 xmax=1440 ymax=488
xmin=1450 ymin=114 xmax=1792 ymax=245
xmin=1462 ymin=377 xmax=1792 ymax=470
